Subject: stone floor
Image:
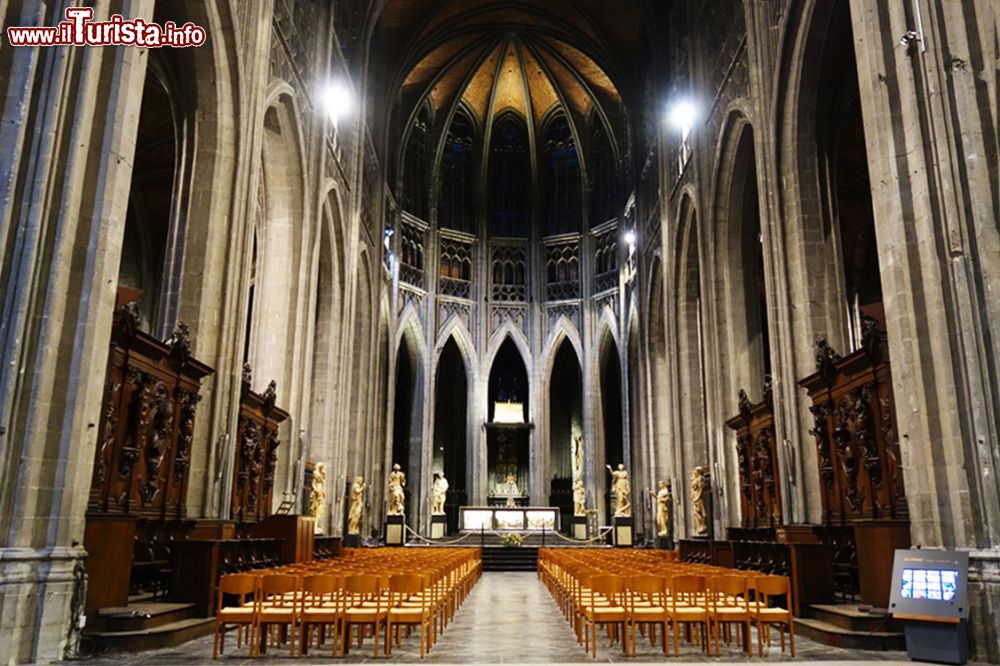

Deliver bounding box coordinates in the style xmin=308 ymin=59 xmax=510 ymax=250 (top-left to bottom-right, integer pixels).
xmin=76 ymin=572 xmax=921 ymax=664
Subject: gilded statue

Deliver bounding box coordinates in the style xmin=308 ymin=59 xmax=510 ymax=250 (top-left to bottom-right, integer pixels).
xmin=431 ymin=472 xmax=449 ymax=515
xmin=606 ymin=463 xmax=631 ymax=517
xmin=572 ymin=478 xmax=586 ymax=516
xmin=503 ymin=473 xmax=519 ymax=507
xmin=690 ymin=466 xmax=708 ymax=536
xmin=648 ymin=480 xmax=672 ymax=537
xmin=387 ymin=463 xmax=406 ymax=516
xmin=308 ymin=462 xmax=327 ymax=531
xmin=347 ymin=476 xmax=366 ymax=535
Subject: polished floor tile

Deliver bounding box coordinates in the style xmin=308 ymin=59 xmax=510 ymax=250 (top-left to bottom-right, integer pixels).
xmin=74 ymin=572 xmax=924 ymax=664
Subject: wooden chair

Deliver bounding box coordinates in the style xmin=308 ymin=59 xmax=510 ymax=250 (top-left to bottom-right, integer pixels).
xmin=626 ymin=574 xmax=668 ymax=656
xmin=257 ymin=574 xmax=299 ymax=656
xmin=752 ymin=575 xmax=795 ymax=656
xmin=666 ymin=574 xmax=709 ymax=656
xmin=582 ymin=574 xmax=628 ymax=657
xmin=708 ymin=575 xmax=751 ymax=655
xmin=386 ymin=573 xmax=433 ymax=657
xmin=342 ymin=574 xmax=387 ymax=657
xmin=299 ymin=574 xmax=342 ymax=656
xmin=213 ymin=574 xmax=257 ymax=658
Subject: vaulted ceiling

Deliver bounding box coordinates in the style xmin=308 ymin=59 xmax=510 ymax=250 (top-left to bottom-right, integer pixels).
xmin=379 ymin=1 xmax=644 ymax=150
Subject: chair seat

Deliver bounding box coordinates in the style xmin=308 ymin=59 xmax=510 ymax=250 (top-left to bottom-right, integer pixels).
xmin=389 ymin=607 xmax=430 ymax=619
xmin=628 ymin=606 xmax=666 ymax=616
xmin=713 ymin=607 xmax=750 ymax=617
xmin=217 ymin=607 xmax=254 ymax=622
xmin=754 ymin=608 xmax=790 ymax=619
xmin=260 ymin=607 xmax=296 ymax=619
xmin=670 ymin=606 xmax=707 ymax=616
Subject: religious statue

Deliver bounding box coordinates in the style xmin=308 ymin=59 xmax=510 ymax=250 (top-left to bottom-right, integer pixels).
xmin=648 ymin=480 xmax=672 ymax=537
xmin=606 ymin=463 xmax=631 ymax=517
xmin=503 ymin=473 xmax=519 ymax=507
xmin=573 ymin=435 xmax=584 ymax=474
xmin=690 ymin=466 xmax=708 ymax=536
xmin=387 ymin=463 xmax=406 ymax=516
xmin=308 ymin=463 xmax=327 ymax=531
xmin=572 ymin=478 xmax=587 ymax=516
xmin=431 ymin=472 xmax=449 ymax=515
xmin=347 ymin=476 xmax=366 ymax=535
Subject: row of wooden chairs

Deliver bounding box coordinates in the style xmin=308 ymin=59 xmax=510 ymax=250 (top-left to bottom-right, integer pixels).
xmin=538 ymin=549 xmax=795 ymax=658
xmin=213 ymin=547 xmax=481 ymax=659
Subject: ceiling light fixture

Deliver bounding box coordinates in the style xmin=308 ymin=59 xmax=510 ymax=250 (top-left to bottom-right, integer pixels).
xmin=321 ymin=80 xmax=353 ymax=125
xmin=667 ymin=99 xmax=699 ymax=135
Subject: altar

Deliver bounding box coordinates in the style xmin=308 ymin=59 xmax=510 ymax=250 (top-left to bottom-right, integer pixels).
xmin=459 ymin=506 xmax=560 ymax=532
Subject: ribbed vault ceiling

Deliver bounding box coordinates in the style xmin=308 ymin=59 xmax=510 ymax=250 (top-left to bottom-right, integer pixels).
xmin=382 ymin=1 xmax=641 ymax=146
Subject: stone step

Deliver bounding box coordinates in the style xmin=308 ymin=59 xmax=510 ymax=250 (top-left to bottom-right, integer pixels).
xmin=84 ymin=617 xmax=214 ymax=653
xmin=90 ymin=601 xmax=199 ymax=633
xmin=807 ymin=603 xmax=900 ymax=633
xmin=794 ymin=616 xmax=905 ymax=652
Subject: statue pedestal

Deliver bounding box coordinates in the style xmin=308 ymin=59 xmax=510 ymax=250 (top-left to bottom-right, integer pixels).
xmin=572 ymin=515 xmax=588 ymax=540
xmin=385 ymin=515 xmax=405 ymax=546
xmin=343 ymin=533 xmax=361 ymax=548
xmin=613 ymin=516 xmax=633 ymax=547
xmin=656 ymin=535 xmax=674 ymax=550
xmin=431 ymin=514 xmax=447 ymax=539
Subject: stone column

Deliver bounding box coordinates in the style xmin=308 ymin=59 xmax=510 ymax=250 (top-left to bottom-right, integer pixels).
xmin=850 ymin=0 xmax=999 ymax=660
xmin=0 ymin=3 xmax=153 ymax=663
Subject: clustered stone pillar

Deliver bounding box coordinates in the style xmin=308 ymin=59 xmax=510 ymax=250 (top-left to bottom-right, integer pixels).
xmin=0 ymin=3 xmax=155 ymax=663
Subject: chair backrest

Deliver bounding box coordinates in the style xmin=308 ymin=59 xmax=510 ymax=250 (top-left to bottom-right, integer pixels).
xmin=217 ymin=574 xmax=256 ymax=611
xmin=670 ymin=574 xmax=706 ymax=607
xmin=590 ymin=574 xmax=625 ymax=605
xmin=345 ymin=573 xmax=380 ymax=596
xmin=709 ymin=575 xmax=748 ymax=608
xmin=389 ymin=573 xmax=425 ymax=609
xmin=301 ymin=574 xmax=338 ymax=608
xmin=628 ymin=574 xmax=665 ymax=597
xmin=755 ymin=575 xmax=791 ymax=610
xmin=259 ymin=574 xmax=298 ymax=610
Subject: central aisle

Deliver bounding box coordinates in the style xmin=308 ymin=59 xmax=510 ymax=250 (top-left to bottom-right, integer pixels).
xmin=428 ymin=571 xmax=586 ymax=663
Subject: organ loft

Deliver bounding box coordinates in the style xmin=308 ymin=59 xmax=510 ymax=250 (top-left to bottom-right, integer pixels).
xmin=0 ymin=1 xmax=997 ymax=664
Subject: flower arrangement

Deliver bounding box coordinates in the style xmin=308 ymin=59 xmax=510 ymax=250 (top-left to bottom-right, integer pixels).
xmin=500 ymin=532 xmax=524 ymax=547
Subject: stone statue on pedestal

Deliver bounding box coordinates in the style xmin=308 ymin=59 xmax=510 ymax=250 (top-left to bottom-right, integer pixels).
xmin=431 ymin=473 xmax=449 ymax=515
xmin=387 ymin=463 xmax=406 ymax=516
xmin=347 ymin=476 xmax=366 ymax=535
xmin=690 ymin=466 xmax=708 ymax=536
xmin=606 ymin=463 xmax=631 ymax=517
xmin=572 ymin=478 xmax=586 ymax=516
xmin=308 ymin=462 xmax=327 ymax=532
xmin=649 ymin=480 xmax=672 ymax=536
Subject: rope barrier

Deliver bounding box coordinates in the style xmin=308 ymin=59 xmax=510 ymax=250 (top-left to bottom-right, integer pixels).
xmin=549 ymin=526 xmax=614 ymax=545
xmin=403 ymin=524 xmax=475 ymax=546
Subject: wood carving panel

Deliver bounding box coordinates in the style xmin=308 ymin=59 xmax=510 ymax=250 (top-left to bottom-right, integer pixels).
xmin=726 ymin=378 xmax=782 ymax=528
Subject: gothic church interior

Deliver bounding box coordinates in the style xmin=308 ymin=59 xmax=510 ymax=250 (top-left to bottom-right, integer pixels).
xmin=0 ymin=0 xmax=998 ymax=664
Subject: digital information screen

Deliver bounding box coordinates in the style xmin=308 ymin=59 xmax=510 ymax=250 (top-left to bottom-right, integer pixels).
xmin=900 ymin=568 xmax=959 ymax=601
xmin=889 ymin=549 xmax=969 ymax=621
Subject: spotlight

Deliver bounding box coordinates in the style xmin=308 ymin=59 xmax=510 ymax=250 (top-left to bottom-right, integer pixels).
xmin=320 ymin=80 xmax=353 ymax=124
xmin=623 ymin=230 xmax=637 ymax=247
xmin=667 ymin=99 xmax=698 ymax=134
xmin=899 ymin=31 xmax=921 ymax=47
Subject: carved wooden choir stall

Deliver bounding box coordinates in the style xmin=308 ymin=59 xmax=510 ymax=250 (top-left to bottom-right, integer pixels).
xmin=84 ymin=303 xmax=213 ymax=615
xmin=83 ymin=301 xmax=311 ymax=628
xmin=799 ymin=318 xmax=910 ymax=608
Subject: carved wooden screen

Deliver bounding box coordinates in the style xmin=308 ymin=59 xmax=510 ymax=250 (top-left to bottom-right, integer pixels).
xmin=726 ymin=379 xmax=782 ymax=528
xmin=798 ymin=320 xmax=908 ymax=524
xmin=230 ymin=365 xmax=289 ymax=522
xmin=89 ymin=304 xmax=213 ymax=518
